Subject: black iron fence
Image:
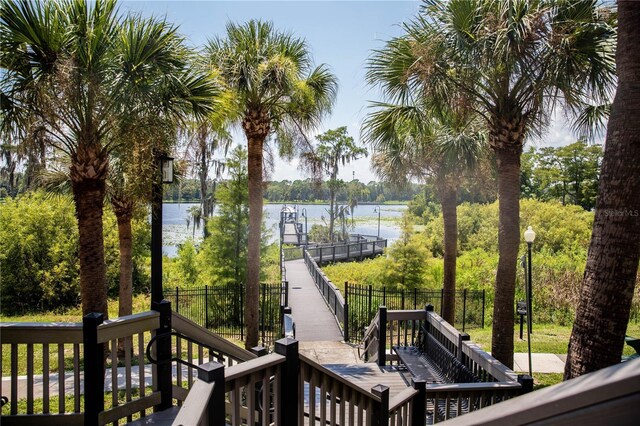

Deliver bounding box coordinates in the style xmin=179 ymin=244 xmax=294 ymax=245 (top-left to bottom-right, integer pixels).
xmin=344 ymin=284 xmax=485 ymax=342
xmin=164 ymin=283 xmax=287 ymax=348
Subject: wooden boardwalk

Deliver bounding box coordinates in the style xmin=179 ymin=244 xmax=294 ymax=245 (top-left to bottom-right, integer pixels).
xmin=285 ymin=259 xmax=344 ymax=342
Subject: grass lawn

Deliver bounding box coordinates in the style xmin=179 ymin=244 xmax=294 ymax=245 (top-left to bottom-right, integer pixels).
xmin=467 ymin=322 xmax=640 ymax=356
xmin=466 ymin=322 xmax=640 ymax=388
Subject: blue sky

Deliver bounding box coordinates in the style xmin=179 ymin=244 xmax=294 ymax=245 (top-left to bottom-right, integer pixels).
xmin=121 ymin=1 xmax=577 ymax=182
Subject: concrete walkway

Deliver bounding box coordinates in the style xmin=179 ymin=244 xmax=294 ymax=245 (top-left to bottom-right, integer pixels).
xmin=514 ymin=353 xmax=566 ymax=374
xmin=285 ymin=259 xmax=343 ymax=342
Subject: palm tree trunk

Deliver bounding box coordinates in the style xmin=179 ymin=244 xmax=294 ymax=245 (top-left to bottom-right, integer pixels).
xmin=565 ymin=1 xmax=640 ymax=379
xmin=113 ymin=197 xmax=134 ymax=357
xmin=439 ymin=184 xmax=458 ymax=325
xmin=491 ymin=145 xmax=522 ymax=369
xmin=72 ymin=177 xmax=109 ymax=318
xmin=243 ymin=113 xmax=270 ymax=349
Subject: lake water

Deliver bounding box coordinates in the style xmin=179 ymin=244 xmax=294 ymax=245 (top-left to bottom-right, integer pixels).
xmin=162 ymin=202 xmax=407 ymax=257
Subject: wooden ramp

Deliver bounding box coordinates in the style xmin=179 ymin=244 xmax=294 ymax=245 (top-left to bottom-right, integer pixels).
xmin=285 ymin=259 xmax=344 ymax=342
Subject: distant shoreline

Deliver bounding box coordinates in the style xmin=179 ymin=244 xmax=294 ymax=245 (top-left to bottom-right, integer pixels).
xmin=163 ymin=200 xmax=410 ymax=206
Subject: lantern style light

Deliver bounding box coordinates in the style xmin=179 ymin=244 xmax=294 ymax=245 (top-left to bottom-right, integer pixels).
xmin=524 ymin=226 xmax=536 ymax=244
xmin=160 ymin=155 xmax=174 ymax=184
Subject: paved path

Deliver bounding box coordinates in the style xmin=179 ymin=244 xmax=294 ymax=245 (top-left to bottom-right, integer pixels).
xmin=285 ymin=259 xmax=344 ymax=342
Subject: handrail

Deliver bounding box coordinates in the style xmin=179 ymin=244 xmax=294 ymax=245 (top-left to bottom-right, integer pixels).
xmin=171 ymin=311 xmax=256 ymax=363
xmin=224 ymin=353 xmax=285 ymax=383
xmin=172 ymin=380 xmax=215 ymax=426
xmin=299 ymin=353 xmax=382 ymax=400
xmin=363 ymin=310 xmax=381 ymax=342
xmin=0 ymin=321 xmax=83 ymax=343
xmin=388 ymin=387 xmax=419 ymax=412
xmin=97 ymin=311 xmax=159 ymax=344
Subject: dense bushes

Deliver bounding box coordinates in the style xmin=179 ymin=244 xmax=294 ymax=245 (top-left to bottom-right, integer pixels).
xmin=323 ymin=199 xmax=640 ymax=325
xmin=0 ymin=192 xmax=150 ymax=315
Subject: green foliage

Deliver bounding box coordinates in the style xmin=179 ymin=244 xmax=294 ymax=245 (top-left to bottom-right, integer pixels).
xmin=326 ymin=199 xmax=640 ymax=325
xmin=0 ymin=192 xmax=79 ymax=313
xmin=0 ymin=191 xmax=150 ymax=314
xmin=421 ymin=199 xmax=593 ymax=257
xmin=521 ymin=141 xmax=603 ymax=210
xmin=165 ymin=147 xmax=278 ymax=288
xmin=198 ymin=147 xmax=251 ymax=286
xmin=378 ymin=215 xmax=428 ymax=290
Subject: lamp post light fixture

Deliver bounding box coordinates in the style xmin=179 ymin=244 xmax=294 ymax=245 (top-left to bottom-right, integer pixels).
xmin=374 ymin=205 xmax=381 ymax=238
xmin=151 ymin=154 xmax=174 ymax=306
xmin=301 ymin=208 xmax=308 ymax=245
xmin=523 ymin=225 xmax=536 ymax=378
xmin=524 ymin=226 xmax=536 ymax=331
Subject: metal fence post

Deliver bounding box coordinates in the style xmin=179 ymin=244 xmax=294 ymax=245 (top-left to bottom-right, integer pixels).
xmin=482 ymin=290 xmax=486 ymax=328
xmin=205 ymin=285 xmax=209 ymax=328
xmin=462 ymin=289 xmax=468 ymax=332
xmin=83 ymin=312 xmax=104 ymax=426
xmin=175 ymin=286 xmax=179 ymax=314
xmin=371 ymin=384 xmax=389 ymax=426
xmin=378 ymin=306 xmax=387 ymax=366
xmin=368 ymin=285 xmax=373 ymax=317
xmin=344 ymin=282 xmax=350 ymax=342
xmin=275 ymin=338 xmax=299 ymax=426
xmin=152 ymin=300 xmax=172 ymax=411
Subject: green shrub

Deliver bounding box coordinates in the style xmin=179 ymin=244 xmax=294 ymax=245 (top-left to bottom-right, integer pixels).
xmin=0 ymin=191 xmax=150 ymax=314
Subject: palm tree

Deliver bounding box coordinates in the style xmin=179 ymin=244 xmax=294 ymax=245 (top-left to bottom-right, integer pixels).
xmin=205 ymin=20 xmax=337 ymax=348
xmin=363 ymin=99 xmax=485 ymax=324
xmin=376 ymin=0 xmax=616 ymax=367
xmin=1 ymin=0 xmax=218 ymax=316
xmin=565 ymin=1 xmax=640 ymax=379
xmin=302 ymin=126 xmax=368 ymax=241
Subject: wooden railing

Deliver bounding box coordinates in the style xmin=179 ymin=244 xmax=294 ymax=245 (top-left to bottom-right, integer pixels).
xmin=303 ymin=249 xmax=348 ymax=337
xmin=360 ymin=305 xmax=531 ymax=423
xmin=174 ymin=338 xmax=393 ymax=426
xmin=1 ymin=320 xmax=84 ymax=425
xmin=169 ymin=311 xmax=256 ymax=404
xmin=0 ymin=309 xmax=161 ymax=425
xmin=305 ymin=235 xmax=386 ymax=265
xmin=1 ymin=301 xmax=258 ymax=426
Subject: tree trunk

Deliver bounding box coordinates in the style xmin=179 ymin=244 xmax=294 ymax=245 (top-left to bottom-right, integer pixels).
xmin=565 ymin=1 xmax=640 ymax=379
xmin=71 ymin=174 xmax=108 ymax=318
xmin=491 ymin=145 xmax=522 ymax=369
xmin=439 ymin=184 xmax=458 ymax=325
xmin=113 ymin=196 xmax=134 ymax=356
xmin=243 ymin=112 xmax=270 ymax=349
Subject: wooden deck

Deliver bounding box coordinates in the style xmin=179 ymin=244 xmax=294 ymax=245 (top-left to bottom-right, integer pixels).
xmin=324 ymin=363 xmax=410 ymax=400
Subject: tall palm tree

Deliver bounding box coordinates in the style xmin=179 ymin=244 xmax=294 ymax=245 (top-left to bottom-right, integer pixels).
xmin=1 ymin=0 xmax=218 ymax=316
xmin=373 ymin=0 xmax=616 ymax=367
xmin=565 ymin=1 xmax=640 ymax=379
xmin=205 ymin=20 xmax=337 ymax=348
xmin=363 ymin=100 xmax=485 ymax=324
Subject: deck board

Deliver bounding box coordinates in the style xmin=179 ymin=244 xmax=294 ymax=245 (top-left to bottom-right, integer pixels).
xmin=324 ymin=363 xmax=410 ymax=399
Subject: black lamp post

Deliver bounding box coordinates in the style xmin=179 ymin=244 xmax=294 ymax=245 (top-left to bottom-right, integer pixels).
xmin=301 ymin=208 xmax=308 ymax=245
xmin=151 ymin=154 xmax=173 ymax=305
xmin=374 ymin=205 xmax=381 ymax=238
xmin=523 ymin=225 xmax=536 ymax=377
